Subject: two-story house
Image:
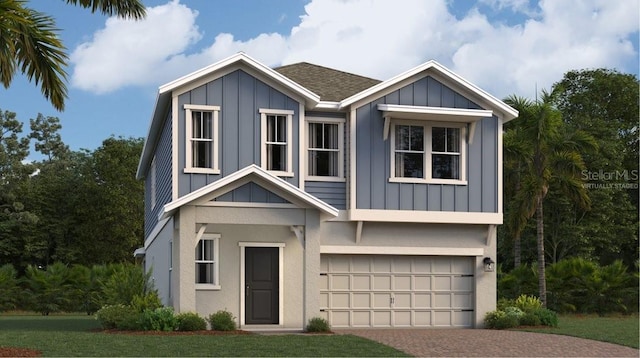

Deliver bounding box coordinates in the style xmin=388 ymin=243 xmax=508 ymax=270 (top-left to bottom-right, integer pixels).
xmin=135 ymin=52 xmax=518 ymax=329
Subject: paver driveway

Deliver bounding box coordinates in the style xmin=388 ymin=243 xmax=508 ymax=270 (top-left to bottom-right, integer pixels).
xmin=336 ymin=329 xmax=639 ymax=357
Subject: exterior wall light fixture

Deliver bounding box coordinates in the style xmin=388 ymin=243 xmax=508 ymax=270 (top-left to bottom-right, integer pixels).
xmin=483 ymin=257 xmax=495 ymax=272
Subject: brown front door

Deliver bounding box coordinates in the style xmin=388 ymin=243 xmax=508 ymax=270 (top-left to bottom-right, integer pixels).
xmin=245 ymin=247 xmax=279 ymax=324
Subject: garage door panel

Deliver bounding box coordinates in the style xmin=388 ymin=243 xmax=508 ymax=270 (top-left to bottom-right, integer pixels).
xmin=332 ymin=293 xmax=350 ymax=308
xmin=353 ymin=293 xmax=371 ymax=308
xmin=394 ymin=293 xmax=411 ymax=308
xmin=373 ymin=311 xmax=391 ymax=326
xmin=330 ymin=311 xmax=349 ymax=327
xmin=320 ymin=255 xmax=475 ymax=328
xmin=414 ymin=276 xmax=431 ymax=290
xmin=353 ymin=275 xmax=371 ymax=290
xmin=393 ymin=275 xmax=412 ymax=290
xmin=453 ymin=276 xmax=473 ymax=291
xmin=352 ymin=256 xmax=370 ymax=272
xmin=434 ymin=293 xmax=452 ymax=308
xmin=331 ymin=275 xmax=350 ymax=290
xmin=394 ymin=258 xmax=412 ymax=273
xmin=414 ymin=293 xmax=431 ymax=308
xmin=453 ymin=293 xmax=473 ymax=308
xmin=373 ymin=257 xmax=392 ymax=272
xmin=373 ymin=275 xmax=391 ymax=290
xmin=415 ymin=311 xmax=431 ymax=326
xmin=434 ymin=276 xmax=451 ymax=290
xmin=353 ymin=311 xmax=370 ymax=326
xmin=373 ymin=293 xmax=391 ymax=308
xmin=394 ymin=311 xmax=412 ymax=326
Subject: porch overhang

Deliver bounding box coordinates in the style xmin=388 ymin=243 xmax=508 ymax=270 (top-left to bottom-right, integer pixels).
xmin=159 ymin=164 xmax=339 ymax=221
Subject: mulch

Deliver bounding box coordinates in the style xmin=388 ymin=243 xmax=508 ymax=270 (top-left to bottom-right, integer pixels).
xmin=0 ymin=347 xmax=41 ymax=357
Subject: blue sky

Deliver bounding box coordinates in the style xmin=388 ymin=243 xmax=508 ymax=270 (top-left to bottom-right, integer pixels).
xmin=1 ymin=0 xmax=638 ymax=158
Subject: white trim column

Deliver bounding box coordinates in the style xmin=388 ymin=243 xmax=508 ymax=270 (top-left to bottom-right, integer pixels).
xmin=175 ymin=205 xmax=197 ymax=313
xmin=303 ymin=209 xmax=321 ymax=326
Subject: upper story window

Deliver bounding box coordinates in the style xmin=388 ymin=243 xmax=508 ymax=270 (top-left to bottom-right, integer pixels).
xmin=260 ymin=109 xmax=294 ymax=177
xmin=390 ymin=121 xmax=466 ymax=184
xmin=307 ymin=118 xmax=344 ymax=181
xmin=195 ymin=234 xmax=220 ymax=289
xmin=184 ymin=104 xmax=220 ymax=174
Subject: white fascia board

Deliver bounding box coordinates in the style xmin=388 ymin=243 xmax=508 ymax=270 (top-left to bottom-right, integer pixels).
xmin=340 ymin=60 xmax=518 ymax=122
xmin=320 ymin=245 xmax=484 ymax=256
xmin=378 ymin=104 xmax=493 ymax=122
xmin=136 ymin=92 xmax=169 ymax=180
xmin=348 ymin=209 xmax=502 ymax=225
xmin=314 ymin=101 xmax=342 ymax=110
xmin=158 ymin=52 xmax=320 ymax=105
xmin=160 ymin=164 xmax=339 ymax=220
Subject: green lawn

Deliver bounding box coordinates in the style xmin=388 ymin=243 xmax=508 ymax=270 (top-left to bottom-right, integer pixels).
xmin=516 ymin=314 xmax=640 ymax=349
xmin=0 ymin=315 xmax=408 ymax=357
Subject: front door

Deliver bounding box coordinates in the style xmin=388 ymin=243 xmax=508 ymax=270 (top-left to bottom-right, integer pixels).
xmin=245 ymin=247 xmax=279 ymax=324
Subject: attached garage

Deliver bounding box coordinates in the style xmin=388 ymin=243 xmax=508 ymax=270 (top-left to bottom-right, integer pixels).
xmin=319 ymin=254 xmax=475 ymax=328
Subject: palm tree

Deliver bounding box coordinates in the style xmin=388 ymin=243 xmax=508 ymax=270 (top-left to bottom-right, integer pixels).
xmin=0 ymin=0 xmax=146 ymax=111
xmin=504 ymin=91 xmax=595 ymax=306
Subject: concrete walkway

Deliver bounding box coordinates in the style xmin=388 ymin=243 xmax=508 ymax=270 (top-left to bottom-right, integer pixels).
xmin=336 ymin=329 xmax=639 ymax=357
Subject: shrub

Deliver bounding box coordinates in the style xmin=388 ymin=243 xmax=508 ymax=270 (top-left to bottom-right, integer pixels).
xmin=496 ymin=298 xmax=516 ymax=311
xmin=140 ymin=307 xmax=178 ymax=331
xmin=519 ymin=312 xmax=541 ymax=326
xmin=95 ymin=304 xmax=139 ymax=329
xmin=306 ymin=317 xmax=331 ymax=333
xmin=533 ymin=308 xmax=558 ymax=327
xmin=131 ymin=292 xmax=162 ymax=313
xmin=23 ymin=263 xmax=74 ymax=315
xmin=102 ymin=263 xmax=156 ymax=306
xmin=176 ymin=312 xmax=207 ymax=331
xmin=484 ymin=310 xmax=519 ymax=329
xmin=207 ymin=310 xmax=236 ymax=331
xmin=515 ymin=294 xmax=542 ymax=313
xmin=0 ymin=264 xmax=18 ymax=312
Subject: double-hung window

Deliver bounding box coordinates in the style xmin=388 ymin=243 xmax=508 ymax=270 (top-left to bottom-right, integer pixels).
xmin=184 ymin=104 xmax=220 ymax=174
xmin=260 ymin=109 xmax=293 ymax=176
xmin=307 ymin=118 xmax=344 ymax=180
xmin=195 ymin=235 xmax=220 ymax=289
xmin=391 ymin=121 xmax=466 ymax=183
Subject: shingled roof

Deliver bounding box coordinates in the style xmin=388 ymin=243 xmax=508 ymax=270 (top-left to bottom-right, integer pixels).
xmin=274 ymin=62 xmax=381 ymax=102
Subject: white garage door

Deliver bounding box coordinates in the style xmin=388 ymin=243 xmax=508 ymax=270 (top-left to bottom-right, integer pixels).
xmin=319 ymin=255 xmax=475 ymax=328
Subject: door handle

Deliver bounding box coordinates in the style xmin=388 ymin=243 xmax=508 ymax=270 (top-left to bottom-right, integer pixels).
xmin=246 ymin=284 xmax=249 ymax=297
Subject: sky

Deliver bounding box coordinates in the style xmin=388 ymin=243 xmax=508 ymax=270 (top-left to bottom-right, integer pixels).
xmin=1 ymin=0 xmax=638 ymax=159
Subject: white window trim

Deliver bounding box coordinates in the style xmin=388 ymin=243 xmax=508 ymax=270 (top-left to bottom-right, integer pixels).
xmin=260 ymin=108 xmax=294 ymax=177
xmin=305 ymin=117 xmax=345 ymax=182
xmin=195 ymin=233 xmax=221 ymax=290
xmin=184 ymin=104 xmax=220 ymax=175
xmin=389 ymin=119 xmax=467 ymax=185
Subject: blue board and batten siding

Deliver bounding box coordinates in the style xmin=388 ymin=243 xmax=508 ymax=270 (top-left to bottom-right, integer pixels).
xmin=145 ymin=110 xmax=173 ymax=237
xmin=355 ymin=76 xmax=498 ymax=213
xmin=215 ymin=182 xmax=289 ymax=204
xmin=177 ymin=69 xmax=300 ymax=198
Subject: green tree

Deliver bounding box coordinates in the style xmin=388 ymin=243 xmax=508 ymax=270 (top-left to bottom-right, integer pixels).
xmin=503 ymin=92 xmax=596 ymax=306
xmin=74 ymin=136 xmax=144 ymax=263
xmin=0 ymin=0 xmax=146 ymax=111
xmin=0 ymin=109 xmax=38 ymax=270
xmin=551 ymin=69 xmax=639 ymax=266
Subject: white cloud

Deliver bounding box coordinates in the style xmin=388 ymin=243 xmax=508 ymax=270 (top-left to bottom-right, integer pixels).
xmin=70 ymin=0 xmax=639 ymax=100
xmin=70 ymin=0 xmax=201 ymax=93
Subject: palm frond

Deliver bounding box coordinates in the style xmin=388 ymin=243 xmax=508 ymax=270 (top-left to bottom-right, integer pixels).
xmin=64 ymin=0 xmax=146 ymax=19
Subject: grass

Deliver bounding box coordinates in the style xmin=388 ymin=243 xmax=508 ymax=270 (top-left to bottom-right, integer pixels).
xmin=0 ymin=315 xmax=408 ymax=357
xmin=516 ymin=314 xmax=640 ymax=349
